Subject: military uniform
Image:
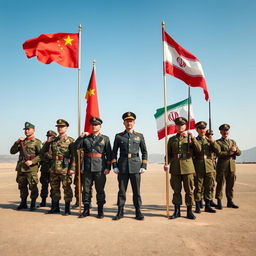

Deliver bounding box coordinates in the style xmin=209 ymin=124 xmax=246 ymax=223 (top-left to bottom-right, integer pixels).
xmin=166 ymin=117 xmax=200 ymax=219
xmin=215 ymin=124 xmax=241 ymax=208
xmin=10 ymin=122 xmax=42 ymax=210
xmin=41 ymin=119 xmax=75 ymax=215
xmin=112 ymin=112 xmax=148 ymax=220
xmin=193 ymin=121 xmax=220 ymax=213
xmin=39 ymin=130 xmax=57 ymax=207
xmin=74 ymin=117 xmax=112 ymax=218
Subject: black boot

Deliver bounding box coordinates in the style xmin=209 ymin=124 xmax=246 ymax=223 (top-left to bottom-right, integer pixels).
xmin=135 ymin=208 xmax=144 ymax=220
xmin=210 ymin=200 xmax=218 ymax=207
xmin=169 ymin=205 xmax=181 ymax=219
xmin=113 ymin=206 xmax=124 ymax=220
xmin=39 ymin=198 xmax=46 ymax=207
xmin=30 ymin=199 xmax=36 ymax=211
xmin=215 ymin=199 xmax=223 ymax=210
xmin=187 ymin=206 xmax=196 ymax=220
xmin=79 ymin=204 xmax=90 ymax=218
xmin=195 ymin=201 xmax=201 ymax=213
xmin=199 ymin=199 xmax=204 ymax=209
xmin=97 ymin=205 xmax=104 ymax=219
xmin=64 ymin=201 xmax=71 ymax=215
xmin=17 ymin=198 xmax=28 ymax=210
xmin=227 ymin=200 xmax=239 ymax=208
xmin=72 ymin=198 xmax=79 ymax=209
xmin=205 ymin=200 xmax=216 ymax=213
xmin=47 ymin=201 xmax=60 ymax=214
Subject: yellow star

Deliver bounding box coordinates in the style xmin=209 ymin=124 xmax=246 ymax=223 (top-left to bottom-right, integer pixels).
xmin=85 ymin=89 xmax=95 ymax=99
xmin=64 ymin=35 xmax=74 ymax=45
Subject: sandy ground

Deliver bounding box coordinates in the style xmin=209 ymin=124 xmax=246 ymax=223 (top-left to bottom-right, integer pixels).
xmin=0 ymin=163 xmax=255 ymax=256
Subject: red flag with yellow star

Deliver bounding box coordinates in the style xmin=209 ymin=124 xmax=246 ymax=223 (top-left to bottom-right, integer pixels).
xmin=84 ymin=66 xmax=100 ymax=133
xmin=22 ymin=33 xmax=79 ymax=68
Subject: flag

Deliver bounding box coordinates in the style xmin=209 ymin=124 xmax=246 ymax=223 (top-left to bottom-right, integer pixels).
xmin=23 ymin=33 xmax=79 ymax=68
xmin=84 ymin=67 xmax=100 ymax=133
xmin=154 ymin=97 xmax=195 ymax=140
xmin=162 ymin=29 xmax=209 ymax=101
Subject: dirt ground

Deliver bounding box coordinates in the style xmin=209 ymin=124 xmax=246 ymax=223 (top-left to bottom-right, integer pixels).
xmin=0 ymin=163 xmax=255 ymax=256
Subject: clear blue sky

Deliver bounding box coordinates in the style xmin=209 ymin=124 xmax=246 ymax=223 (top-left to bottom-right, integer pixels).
xmin=1 ymin=0 xmax=255 ymax=155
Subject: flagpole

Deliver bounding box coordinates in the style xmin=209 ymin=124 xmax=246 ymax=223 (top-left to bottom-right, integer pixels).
xmin=187 ymin=87 xmax=191 ymax=152
xmin=209 ymin=99 xmax=212 ymax=131
xmin=78 ymin=24 xmax=82 ymax=136
xmin=77 ymin=24 xmax=82 ymax=216
xmin=162 ymin=21 xmax=170 ymax=217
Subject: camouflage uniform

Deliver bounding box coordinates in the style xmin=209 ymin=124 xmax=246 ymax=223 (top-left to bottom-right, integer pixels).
xmin=10 ymin=123 xmax=41 ymax=209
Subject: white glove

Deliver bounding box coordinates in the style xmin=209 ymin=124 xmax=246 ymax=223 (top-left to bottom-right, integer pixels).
xmin=113 ymin=168 xmax=119 ymax=174
xmin=139 ymin=168 xmax=146 ymax=174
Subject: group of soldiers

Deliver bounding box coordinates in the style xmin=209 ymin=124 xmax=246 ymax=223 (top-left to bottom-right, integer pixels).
xmin=10 ymin=112 xmax=241 ymax=220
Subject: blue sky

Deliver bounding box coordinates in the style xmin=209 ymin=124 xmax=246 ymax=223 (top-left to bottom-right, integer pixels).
xmin=1 ymin=0 xmax=255 ymax=155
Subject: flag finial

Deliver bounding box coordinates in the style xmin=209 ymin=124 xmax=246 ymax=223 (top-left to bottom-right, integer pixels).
xmin=162 ymin=21 xmax=165 ymax=27
xmin=93 ymin=60 xmax=96 ymax=67
xmin=78 ymin=24 xmax=82 ymax=31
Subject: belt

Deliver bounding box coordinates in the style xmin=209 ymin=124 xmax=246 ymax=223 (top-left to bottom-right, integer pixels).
xmin=120 ymin=153 xmax=139 ymax=159
xmin=194 ymin=155 xmax=213 ymax=160
xmin=19 ymin=155 xmax=36 ymax=161
xmin=172 ymin=153 xmax=191 ymax=159
xmin=53 ymin=155 xmax=64 ymax=160
xmin=85 ymin=153 xmax=104 ymax=158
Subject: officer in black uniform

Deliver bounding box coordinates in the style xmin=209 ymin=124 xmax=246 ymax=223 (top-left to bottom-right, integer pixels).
xmin=112 ymin=112 xmax=148 ymax=221
xmin=74 ymin=117 xmax=112 ymax=218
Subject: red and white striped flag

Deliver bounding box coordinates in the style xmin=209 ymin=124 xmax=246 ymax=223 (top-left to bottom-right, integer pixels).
xmin=162 ymin=29 xmax=209 ymax=101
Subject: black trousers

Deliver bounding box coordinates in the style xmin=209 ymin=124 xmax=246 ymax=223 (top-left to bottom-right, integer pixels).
xmin=117 ymin=173 xmax=141 ymax=208
xmin=83 ymin=171 xmax=106 ymax=205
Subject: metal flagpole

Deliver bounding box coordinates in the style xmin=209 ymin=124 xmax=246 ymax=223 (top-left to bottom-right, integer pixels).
xmin=209 ymin=99 xmax=212 ymax=131
xmin=162 ymin=21 xmax=170 ymax=217
xmin=77 ymin=24 xmax=82 ymax=216
xmin=187 ymin=87 xmax=191 ymax=152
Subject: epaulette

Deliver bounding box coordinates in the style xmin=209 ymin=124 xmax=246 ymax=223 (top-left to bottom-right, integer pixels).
xmin=133 ymin=131 xmax=142 ymax=135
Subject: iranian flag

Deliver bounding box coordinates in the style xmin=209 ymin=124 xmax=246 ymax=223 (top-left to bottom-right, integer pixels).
xmin=154 ymin=98 xmax=195 ymax=140
xmin=163 ymin=29 xmax=209 ymax=101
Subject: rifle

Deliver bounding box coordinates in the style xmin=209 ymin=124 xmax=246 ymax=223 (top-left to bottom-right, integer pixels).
xmin=20 ymin=140 xmax=30 ymax=162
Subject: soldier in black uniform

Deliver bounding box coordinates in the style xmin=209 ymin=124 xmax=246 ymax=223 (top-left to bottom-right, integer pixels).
xmin=74 ymin=117 xmax=112 ymax=218
xmin=112 ymin=112 xmax=148 ymax=221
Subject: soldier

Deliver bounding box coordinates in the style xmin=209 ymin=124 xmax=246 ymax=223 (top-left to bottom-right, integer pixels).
xmin=39 ymin=130 xmax=57 ymax=207
xmin=10 ymin=122 xmax=42 ymax=210
xmin=41 ymin=119 xmax=76 ymax=215
xmin=193 ymin=121 xmax=220 ymax=214
xmin=74 ymin=117 xmax=112 ymax=218
xmin=215 ymin=124 xmax=241 ymax=209
xmin=164 ymin=117 xmax=199 ymax=220
xmin=112 ymin=112 xmax=148 ymax=221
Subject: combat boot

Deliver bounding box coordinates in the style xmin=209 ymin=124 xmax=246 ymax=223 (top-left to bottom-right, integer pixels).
xmin=169 ymin=204 xmax=181 ymax=219
xmin=30 ymin=199 xmax=36 ymax=211
xmin=187 ymin=205 xmax=196 ymax=220
xmin=79 ymin=204 xmax=90 ymax=218
xmin=199 ymin=199 xmax=204 ymax=209
xmin=215 ymin=199 xmax=223 ymax=210
xmin=47 ymin=200 xmax=60 ymax=214
xmin=72 ymin=198 xmax=79 ymax=209
xmin=39 ymin=198 xmax=46 ymax=207
xmin=113 ymin=206 xmax=124 ymax=220
xmin=17 ymin=198 xmax=28 ymax=210
xmin=210 ymin=200 xmax=218 ymax=207
xmin=227 ymin=200 xmax=239 ymax=209
xmin=97 ymin=204 xmax=104 ymax=219
xmin=64 ymin=201 xmax=71 ymax=215
xmin=135 ymin=207 xmax=144 ymax=220
xmin=205 ymin=200 xmax=216 ymax=213
xmin=195 ymin=201 xmax=201 ymax=213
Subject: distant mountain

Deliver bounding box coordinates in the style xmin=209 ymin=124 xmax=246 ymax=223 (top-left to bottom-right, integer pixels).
xmin=0 ymin=155 xmax=18 ymax=163
xmin=236 ymin=147 xmax=256 ymax=163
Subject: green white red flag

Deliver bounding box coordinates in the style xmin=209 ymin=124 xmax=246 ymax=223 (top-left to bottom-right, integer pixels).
xmin=154 ymin=97 xmax=195 ymax=140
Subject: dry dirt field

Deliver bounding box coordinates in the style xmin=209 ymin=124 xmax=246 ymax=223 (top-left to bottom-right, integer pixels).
xmin=0 ymin=163 xmax=255 ymax=256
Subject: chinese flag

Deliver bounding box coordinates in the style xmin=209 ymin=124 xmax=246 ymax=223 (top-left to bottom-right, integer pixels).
xmin=23 ymin=33 xmax=79 ymax=68
xmin=84 ymin=67 xmax=100 ymax=133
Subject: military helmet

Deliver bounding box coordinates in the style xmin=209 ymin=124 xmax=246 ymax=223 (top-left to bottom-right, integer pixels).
xmin=174 ymin=117 xmax=187 ymax=125
xmin=122 ymin=112 xmax=136 ymax=120
xmin=23 ymin=122 xmax=35 ymax=130
xmin=56 ymin=119 xmax=69 ymax=127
